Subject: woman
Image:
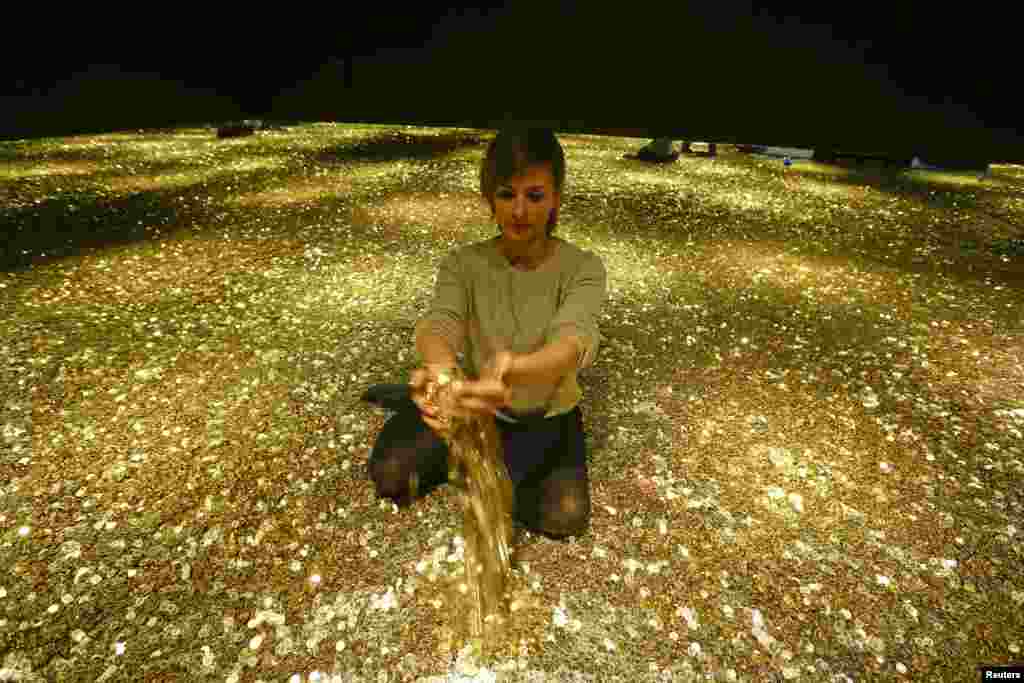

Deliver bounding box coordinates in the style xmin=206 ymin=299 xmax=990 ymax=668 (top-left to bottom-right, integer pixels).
xmin=366 ymin=127 xmax=607 ymax=539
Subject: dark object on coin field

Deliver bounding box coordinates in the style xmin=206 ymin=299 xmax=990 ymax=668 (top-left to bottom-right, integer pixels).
xmin=216 ymin=122 xmax=256 ymax=139
xmin=632 ymin=148 xmax=680 ymax=163
xmin=990 ymin=238 xmax=1024 ymax=257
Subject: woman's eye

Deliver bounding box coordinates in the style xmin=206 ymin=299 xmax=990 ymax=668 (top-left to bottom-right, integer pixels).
xmin=498 ymin=191 xmax=544 ymax=201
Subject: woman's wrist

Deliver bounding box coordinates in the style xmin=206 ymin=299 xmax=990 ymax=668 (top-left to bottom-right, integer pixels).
xmin=424 ymin=361 xmax=457 ymax=374
xmin=488 ymin=351 xmax=519 ymax=387
xmin=501 ymin=351 xmax=526 ymax=387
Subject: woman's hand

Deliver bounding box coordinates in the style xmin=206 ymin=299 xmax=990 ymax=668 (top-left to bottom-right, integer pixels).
xmin=481 ymin=350 xmax=516 ymax=386
xmin=410 ymin=364 xmax=456 ymax=436
xmin=409 ymin=354 xmax=516 ymax=434
xmin=451 ymin=351 xmax=515 ymax=415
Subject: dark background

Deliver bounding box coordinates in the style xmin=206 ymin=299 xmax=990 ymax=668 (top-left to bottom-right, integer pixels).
xmin=2 ymin=3 xmax=1020 ymax=164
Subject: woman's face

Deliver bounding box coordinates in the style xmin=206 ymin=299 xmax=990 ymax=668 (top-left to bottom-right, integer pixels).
xmin=492 ymin=163 xmax=560 ymax=245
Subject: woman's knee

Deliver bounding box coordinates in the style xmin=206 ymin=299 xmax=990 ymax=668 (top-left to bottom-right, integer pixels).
xmin=367 ymin=417 xmax=449 ymax=502
xmin=535 ymin=486 xmax=591 ymax=538
xmin=554 ymin=491 xmax=591 ymax=537
xmin=367 ymin=451 xmax=409 ymax=499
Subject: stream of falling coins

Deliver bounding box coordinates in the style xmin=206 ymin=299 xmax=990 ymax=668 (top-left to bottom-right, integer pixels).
xmin=424 ymin=367 xmax=534 ymax=662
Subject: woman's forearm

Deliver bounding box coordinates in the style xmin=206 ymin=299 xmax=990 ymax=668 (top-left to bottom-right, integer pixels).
xmin=414 ymin=327 xmax=458 ymax=367
xmin=506 ymin=336 xmax=580 ymax=390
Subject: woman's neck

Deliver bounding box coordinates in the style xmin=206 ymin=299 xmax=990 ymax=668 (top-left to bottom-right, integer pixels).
xmin=499 ymin=235 xmax=553 ymax=270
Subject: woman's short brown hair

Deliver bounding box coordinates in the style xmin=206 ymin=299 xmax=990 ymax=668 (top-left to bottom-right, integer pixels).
xmin=480 ymin=128 xmax=566 ymax=236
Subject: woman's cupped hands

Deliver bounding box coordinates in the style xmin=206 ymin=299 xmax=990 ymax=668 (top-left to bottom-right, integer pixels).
xmin=409 ymin=352 xmax=516 ymax=435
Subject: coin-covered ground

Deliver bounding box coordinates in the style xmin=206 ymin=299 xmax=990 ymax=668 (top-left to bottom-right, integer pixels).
xmin=1 ymin=124 xmax=1022 ymax=681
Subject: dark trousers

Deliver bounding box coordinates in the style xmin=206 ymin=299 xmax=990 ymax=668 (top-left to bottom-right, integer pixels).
xmin=367 ymin=405 xmax=591 ymax=537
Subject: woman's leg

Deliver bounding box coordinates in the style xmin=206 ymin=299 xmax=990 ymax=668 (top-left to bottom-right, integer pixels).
xmin=515 ymin=464 xmax=591 ymax=538
xmin=368 ymin=404 xmax=591 ymax=537
xmin=502 ymin=407 xmax=590 ymax=539
xmin=367 ymin=407 xmax=450 ymax=506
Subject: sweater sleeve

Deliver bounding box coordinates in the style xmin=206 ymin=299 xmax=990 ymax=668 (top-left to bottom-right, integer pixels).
xmin=413 ymin=250 xmax=467 ymax=358
xmin=545 ymin=251 xmax=607 ymax=370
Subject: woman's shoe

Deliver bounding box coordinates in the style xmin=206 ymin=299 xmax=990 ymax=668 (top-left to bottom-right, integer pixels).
xmin=361 ymin=383 xmax=417 ymax=412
